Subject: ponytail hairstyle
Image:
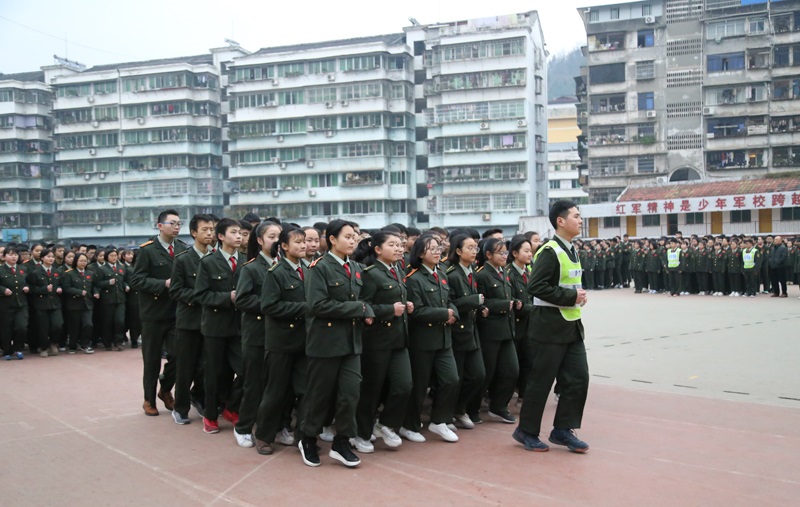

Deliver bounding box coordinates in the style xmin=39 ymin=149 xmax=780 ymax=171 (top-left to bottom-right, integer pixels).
xmin=408 ymin=233 xmax=441 ymax=270
xmin=271 ymin=225 xmax=305 ymax=259
xmin=476 ymin=237 xmax=504 ymax=269
xmin=353 ymin=230 xmax=400 ymax=266
xmin=247 ymin=220 xmax=281 ymax=261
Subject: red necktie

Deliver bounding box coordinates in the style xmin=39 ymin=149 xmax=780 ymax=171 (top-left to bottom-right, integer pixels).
xmin=230 ymin=256 xmax=237 ymax=273
xmin=47 ymin=268 xmax=51 ymax=276
xmin=522 ymin=272 xmax=528 ymax=284
xmin=390 ymin=268 xmax=398 ymax=281
xmin=467 ymin=273 xmax=473 ymax=287
xmin=168 ymin=244 xmax=174 ymax=258
xmin=432 ymin=272 xmax=439 ymax=283
xmin=297 ymin=267 xmax=304 ymax=281
xmin=11 ymin=267 xmax=15 ymax=275
xmin=344 ymin=263 xmax=351 ymax=278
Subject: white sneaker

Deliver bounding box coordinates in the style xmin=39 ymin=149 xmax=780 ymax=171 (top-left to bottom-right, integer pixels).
xmin=399 ymin=427 xmax=426 ymax=443
xmin=319 ymin=425 xmax=335 ymax=442
xmin=276 ymin=427 xmax=294 ymax=446
xmin=234 ymin=430 xmax=254 ymax=448
xmin=349 ymin=436 xmax=374 ymax=453
xmin=447 ymin=423 xmax=458 ymax=433
xmin=454 ymin=413 xmax=475 ymax=430
xmin=373 ymin=422 xmax=402 ymax=447
xmin=428 ymin=422 xmax=458 ymax=442
xmin=554 ymin=393 xmax=560 ymax=402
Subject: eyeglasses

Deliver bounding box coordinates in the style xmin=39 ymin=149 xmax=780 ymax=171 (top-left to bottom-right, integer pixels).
xmin=160 ymin=221 xmax=183 ymax=227
xmin=426 ymin=247 xmax=444 ymax=254
xmin=462 ymin=246 xmax=479 ymax=252
xmin=494 ymin=251 xmax=510 ymax=257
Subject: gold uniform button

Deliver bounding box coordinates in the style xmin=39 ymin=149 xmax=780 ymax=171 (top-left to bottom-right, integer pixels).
xmin=327 ymin=322 xmax=332 ymax=327
xmin=459 ymin=324 xmax=464 ymax=329
xmin=213 ymin=309 xmax=218 ymax=313
xmin=290 ymin=324 xmax=295 ymax=328
xmin=428 ymin=323 xmax=433 ymax=327
xmin=257 ymin=316 xmax=262 ymax=320
xmin=387 ymin=322 xmax=392 ymax=327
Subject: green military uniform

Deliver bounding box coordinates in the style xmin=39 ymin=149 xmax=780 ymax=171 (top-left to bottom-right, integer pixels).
xmin=621 ymin=240 xmax=632 ymax=287
xmin=404 ymin=265 xmax=459 ymax=431
xmin=234 ymin=253 xmax=272 ymax=436
xmin=645 ymin=248 xmax=661 ymax=292
xmin=256 ymin=257 xmax=308 ymax=444
xmin=758 ymin=243 xmax=771 ymax=293
xmin=27 ymin=264 xmax=63 ymax=353
xmin=583 ymin=248 xmax=596 ymax=290
xmin=300 ymin=252 xmax=374 ymax=442
xmin=193 ymin=248 xmax=244 ymax=422
xmin=61 ymin=267 xmax=94 ymax=351
xmin=727 ymin=246 xmax=744 ymax=294
xmin=595 ymin=248 xmax=606 ymax=289
xmin=508 ymin=262 xmax=533 ymax=401
xmin=93 ymin=261 xmax=127 ymax=349
xmin=446 ymin=262 xmax=486 ymax=420
xmin=0 ymin=263 xmax=30 ymax=355
xmin=123 ymin=260 xmax=141 ymax=348
xmin=695 ymin=247 xmax=710 ymax=294
xmin=682 ymin=247 xmax=694 ymax=294
xmin=131 ymin=237 xmax=188 ymax=408
xmin=605 ymin=245 xmax=616 ymax=288
xmin=355 ymin=261 xmax=413 ymax=439
xmin=711 ymin=248 xmax=728 ymax=294
xmin=475 ymin=263 xmax=518 ymax=416
xmin=169 ymin=247 xmax=207 ymax=418
xmin=519 ymin=236 xmax=588 ymax=437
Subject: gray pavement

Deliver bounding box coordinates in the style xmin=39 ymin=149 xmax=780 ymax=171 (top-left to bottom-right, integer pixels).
xmin=583 ymin=284 xmax=800 ymax=408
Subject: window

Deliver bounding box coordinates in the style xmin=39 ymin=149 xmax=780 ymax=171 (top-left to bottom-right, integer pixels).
xmin=342 ymin=200 xmax=383 ymax=214
xmin=642 ymin=4 xmax=652 ymax=16
xmin=591 ymin=94 xmax=626 ymax=113
xmin=643 ymin=215 xmax=660 ymax=226
xmin=309 ymin=60 xmax=336 ymax=74
xmin=638 ymin=92 xmax=655 ymax=110
xmin=610 ymin=8 xmax=619 ymax=20
xmin=340 ymin=55 xmax=381 ymax=71
xmin=549 ymin=180 xmax=560 ymax=189
xmin=637 ymin=156 xmax=655 ymax=173
xmin=780 ymin=207 xmax=800 ymax=220
xmin=571 ymin=180 xmax=581 ymax=189
xmin=390 ymin=172 xmax=406 ymax=184
xmin=589 ymin=32 xmax=625 ymax=51
xmin=94 ymin=106 xmax=118 ymax=121
xmin=278 ymin=90 xmax=303 ymax=105
xmin=277 ymin=62 xmax=304 ymax=77
xmin=706 ymin=19 xmax=746 ymax=40
xmin=590 ymin=10 xmax=599 ymax=22
xmin=638 ymin=30 xmax=654 ymax=48
xmin=707 ymin=53 xmax=745 ymax=72
xmin=686 ymin=212 xmax=704 ymax=225
xmin=774 ymin=46 xmax=790 ymax=67
xmin=93 ymin=81 xmax=117 ymax=95
xmin=535 ymin=76 xmax=543 ymax=95
xmin=590 ymin=63 xmax=625 ymax=84
xmin=308 ymin=87 xmax=337 ymax=104
xmin=604 ymin=216 xmax=621 ymax=228
xmin=310 ymin=174 xmax=338 ymax=187
xmin=636 ymin=61 xmax=655 ymax=80
xmin=749 ymin=17 xmax=766 ymax=35
xmin=730 ymin=210 xmax=751 ymax=223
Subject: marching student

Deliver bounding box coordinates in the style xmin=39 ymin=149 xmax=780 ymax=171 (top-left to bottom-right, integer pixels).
xmin=645 ymin=240 xmax=661 ymax=294
xmin=742 ymin=238 xmax=760 ymax=298
xmin=233 ymin=221 xmax=281 ymax=448
xmin=28 ymin=248 xmax=63 ymax=356
xmin=352 ymin=231 xmax=413 ymax=452
xmin=169 ymin=214 xmax=216 ymax=425
xmin=93 ymin=248 xmax=127 ymax=351
xmin=61 ymin=253 xmax=96 ymax=355
xmin=507 ymin=235 xmax=534 ymax=407
xmin=475 ymin=237 xmax=519 ymax=423
xmin=711 ymin=241 xmax=727 ymax=296
xmin=302 ymin=226 xmax=321 ymax=266
xmin=445 ymin=234 xmax=486 ymax=429
xmin=666 ymin=238 xmax=682 ymax=297
xmin=254 ymin=226 xmax=308 ymax=456
xmin=402 ymin=234 xmax=460 ymax=444
xmin=0 ymin=247 xmax=31 ymax=360
xmin=193 ymin=218 xmax=244 ymax=435
xmin=727 ymin=238 xmax=744 ymax=297
xmin=298 ymin=219 xmax=374 ymax=468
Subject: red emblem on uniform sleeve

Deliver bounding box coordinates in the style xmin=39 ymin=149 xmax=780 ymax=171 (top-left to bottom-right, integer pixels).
xmin=86 ymin=275 xmax=91 ymax=280
xmin=54 ymin=273 xmax=59 ymax=278
xmin=441 ymin=278 xmax=447 ymax=285
xmin=19 ymin=270 xmax=24 ymax=275
xmin=355 ymin=272 xmax=361 ymax=279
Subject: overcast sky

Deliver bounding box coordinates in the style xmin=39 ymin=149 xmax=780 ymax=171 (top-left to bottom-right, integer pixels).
xmin=0 ymin=0 xmax=608 ymax=74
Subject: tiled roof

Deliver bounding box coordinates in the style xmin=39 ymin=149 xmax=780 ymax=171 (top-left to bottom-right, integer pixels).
xmin=0 ymin=71 xmax=45 ymax=83
xmin=253 ymin=33 xmax=406 ymax=56
xmin=88 ymin=54 xmax=214 ymax=72
xmin=618 ymin=176 xmax=800 ymax=202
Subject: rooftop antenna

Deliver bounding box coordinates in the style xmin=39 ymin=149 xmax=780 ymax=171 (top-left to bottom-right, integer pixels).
xmin=408 ymin=17 xmax=421 ymax=26
xmin=224 ymin=38 xmax=241 ymax=47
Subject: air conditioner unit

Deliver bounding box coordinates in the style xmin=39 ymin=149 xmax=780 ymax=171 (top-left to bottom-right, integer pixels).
xmin=326 ymin=130 xmax=334 ymax=138
xmin=272 ymin=190 xmax=280 ymax=197
xmin=646 ymin=110 xmax=657 ymax=118
xmin=265 ymin=101 xmax=278 ymax=107
xmin=95 ymin=225 xmax=102 ymax=231
xmin=656 ymin=177 xmax=667 ymax=184
xmin=307 ymin=125 xmax=315 ymax=132
xmin=137 ymin=117 xmax=145 ymax=125
xmin=340 ymin=100 xmax=349 ymax=107
xmin=271 ymin=157 xmax=280 ymax=163
xmin=89 ymin=148 xmax=97 ymax=156
xmin=309 ymin=190 xmax=317 ymax=197
xmin=517 ymin=119 xmax=528 ymax=127
xmin=279 ymin=162 xmax=287 ymax=169
xmin=644 ymin=16 xmax=655 ymax=24
xmin=703 ymin=106 xmax=715 ymax=116
xmin=87 ymin=96 xmax=95 ymax=103
xmin=481 ymin=213 xmax=492 ymax=222
xmin=277 ymin=135 xmax=285 ymax=143
xmin=327 ymin=74 xmax=336 ymax=82
xmin=580 ymin=112 xmax=588 ymax=118
xmin=272 ymin=79 xmax=279 ymax=86
xmin=479 ymin=122 xmax=490 ymax=130
xmin=307 ymin=161 xmax=315 ymax=168
xmin=99 ymin=173 xmax=106 ymax=180
xmin=117 ymin=146 xmax=124 ymax=153
xmin=92 ymin=121 xmax=99 ymax=128
xmin=706 ymin=133 xmax=715 ymax=139
xmin=325 ymin=101 xmax=334 ymax=109
xmin=109 ymin=198 xmax=118 ymax=205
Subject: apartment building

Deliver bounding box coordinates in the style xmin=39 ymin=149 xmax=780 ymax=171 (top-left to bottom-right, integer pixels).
xmin=547 ymin=97 xmax=588 ymax=206
xmin=406 ymin=12 xmax=548 ymax=231
xmin=226 ymin=35 xmax=416 ymax=230
xmin=0 ymin=72 xmax=54 ymax=241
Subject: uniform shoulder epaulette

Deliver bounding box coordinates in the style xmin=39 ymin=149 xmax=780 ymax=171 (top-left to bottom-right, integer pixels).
xmin=243 ymin=258 xmax=256 ymax=266
xmin=309 ymin=257 xmax=322 ymax=268
xmin=139 ymin=240 xmax=154 ymax=248
xmin=268 ymin=262 xmax=280 ymax=272
xmin=363 ymin=264 xmax=376 ymax=271
xmin=64 ymin=268 xmax=73 ymax=273
xmin=404 ymin=268 xmax=418 ymax=281
xmin=176 ymin=238 xmax=189 ymax=246
xmin=446 ymin=265 xmax=456 ymax=273
xmin=475 ymin=266 xmax=484 ymax=273
xmin=174 ymin=249 xmax=190 ymax=257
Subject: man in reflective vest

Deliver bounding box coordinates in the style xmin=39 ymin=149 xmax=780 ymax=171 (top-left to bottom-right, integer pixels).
xmin=513 ymin=200 xmax=589 ymax=454
xmin=741 ymin=238 xmax=759 ymax=298
xmin=666 ymin=238 xmax=682 ymax=297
